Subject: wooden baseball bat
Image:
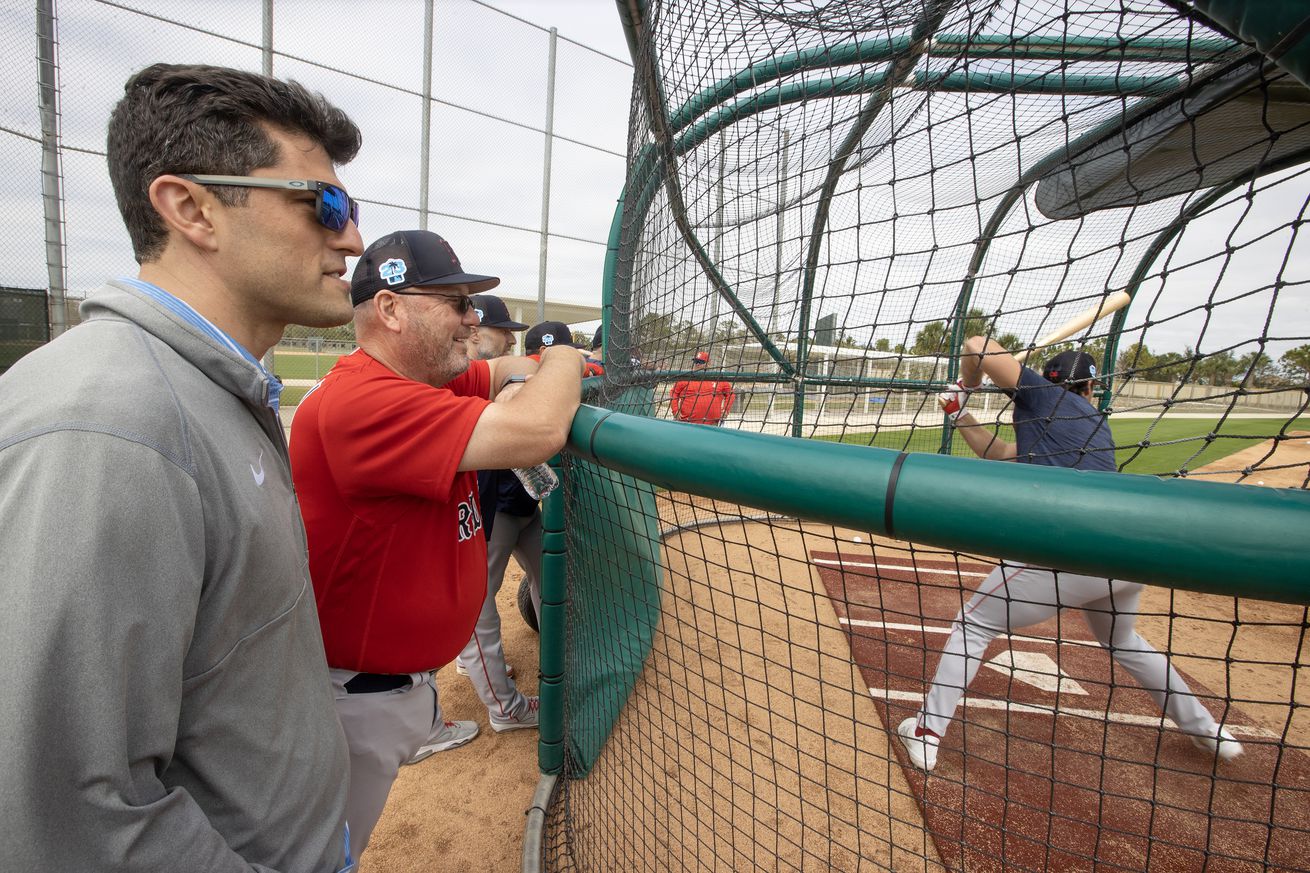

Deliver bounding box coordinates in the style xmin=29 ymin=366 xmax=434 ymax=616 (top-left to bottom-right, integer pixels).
xmin=1012 ymin=290 xmax=1132 ymax=364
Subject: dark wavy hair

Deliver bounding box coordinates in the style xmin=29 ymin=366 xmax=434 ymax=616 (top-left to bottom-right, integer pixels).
xmin=107 ymin=63 xmax=362 ymax=263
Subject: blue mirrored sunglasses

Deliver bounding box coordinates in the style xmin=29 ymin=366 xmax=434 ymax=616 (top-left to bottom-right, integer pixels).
xmin=180 ymin=174 xmax=360 ymax=231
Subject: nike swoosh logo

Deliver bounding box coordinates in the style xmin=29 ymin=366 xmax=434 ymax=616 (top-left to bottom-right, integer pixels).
xmin=251 ymin=451 xmax=265 ymax=487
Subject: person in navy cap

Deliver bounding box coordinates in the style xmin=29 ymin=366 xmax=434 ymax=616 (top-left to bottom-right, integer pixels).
xmin=897 ymin=336 xmax=1243 ymax=773
xmin=586 ymin=325 xmax=605 ymax=373
xmin=289 ymin=229 xmax=589 ymax=858
xmin=526 ymin=320 xmax=602 ymax=376
xmin=454 ymin=293 xmax=543 ymax=733
xmin=466 ymin=293 xmax=529 ymax=361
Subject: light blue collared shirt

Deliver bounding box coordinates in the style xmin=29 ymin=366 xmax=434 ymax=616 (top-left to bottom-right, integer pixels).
xmin=117 ymin=278 xmax=283 ymax=414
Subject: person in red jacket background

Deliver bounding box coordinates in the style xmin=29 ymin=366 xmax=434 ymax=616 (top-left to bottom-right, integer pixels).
xmin=671 ymin=351 xmax=735 ymax=425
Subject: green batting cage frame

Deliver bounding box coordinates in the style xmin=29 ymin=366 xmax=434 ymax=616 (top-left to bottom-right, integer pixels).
xmin=526 ymin=2 xmax=1310 ymax=871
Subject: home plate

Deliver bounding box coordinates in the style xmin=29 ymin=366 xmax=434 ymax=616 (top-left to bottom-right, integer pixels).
xmin=981 ymin=650 xmax=1088 ymax=695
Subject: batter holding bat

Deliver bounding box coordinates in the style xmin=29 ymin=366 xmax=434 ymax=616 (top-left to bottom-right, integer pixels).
xmin=897 ymin=326 xmax=1244 ymax=771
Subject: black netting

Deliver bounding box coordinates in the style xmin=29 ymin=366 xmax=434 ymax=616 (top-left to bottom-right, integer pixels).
xmin=544 ymin=2 xmax=1310 ymax=870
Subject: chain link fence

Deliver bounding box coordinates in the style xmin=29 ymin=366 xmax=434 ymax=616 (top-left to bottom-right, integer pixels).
xmin=1 ymin=0 xmax=631 ymax=365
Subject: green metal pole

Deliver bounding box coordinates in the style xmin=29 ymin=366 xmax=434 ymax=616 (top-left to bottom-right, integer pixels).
xmin=671 ymin=34 xmax=1240 ymax=134
xmin=600 ymin=193 xmax=623 ymax=376
xmin=1100 ymin=187 xmax=1232 ymax=412
xmin=1101 ymin=148 xmax=1310 ymax=411
xmin=676 ymin=71 xmax=1180 ymax=154
xmin=795 ymin=0 xmax=959 ymax=438
xmin=568 ymin=406 xmax=1310 ymax=602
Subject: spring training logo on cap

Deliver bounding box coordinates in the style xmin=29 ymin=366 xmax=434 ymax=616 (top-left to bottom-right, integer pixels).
xmin=379 ymin=258 xmax=408 ymax=286
xmin=542 ymin=333 xmax=556 ymax=346
xmin=1089 ymin=364 xmax=1098 ymax=378
xmin=474 ymin=308 xmax=485 ymax=322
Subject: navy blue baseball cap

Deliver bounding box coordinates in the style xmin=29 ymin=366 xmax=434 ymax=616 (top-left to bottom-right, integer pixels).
xmin=350 ymin=230 xmax=499 ymax=306
xmin=469 ymin=294 xmax=528 ymax=330
xmin=1043 ymin=350 xmax=1099 ymax=386
xmin=525 ymin=321 xmax=573 ymax=353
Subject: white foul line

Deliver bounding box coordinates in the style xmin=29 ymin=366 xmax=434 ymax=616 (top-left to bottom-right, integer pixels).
xmin=868 ymin=688 xmax=1279 ymax=739
xmin=840 ymin=618 xmax=1103 ymax=649
xmin=813 ymin=558 xmax=991 ymax=578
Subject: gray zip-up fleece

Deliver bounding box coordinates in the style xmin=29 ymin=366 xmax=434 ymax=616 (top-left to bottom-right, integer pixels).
xmin=0 ymin=281 xmax=350 ymax=871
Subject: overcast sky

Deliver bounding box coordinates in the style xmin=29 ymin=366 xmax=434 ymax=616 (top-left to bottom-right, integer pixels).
xmin=3 ymin=0 xmax=1305 ymax=360
xmin=1 ymin=0 xmax=633 ymax=312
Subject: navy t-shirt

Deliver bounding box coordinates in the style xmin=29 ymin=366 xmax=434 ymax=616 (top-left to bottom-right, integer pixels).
xmin=1004 ymin=366 xmax=1115 ymax=471
xmin=476 ymin=468 xmax=540 ymax=534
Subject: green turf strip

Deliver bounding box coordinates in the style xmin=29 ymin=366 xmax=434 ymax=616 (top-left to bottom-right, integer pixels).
xmin=817 ymin=417 xmax=1310 ymax=475
xmin=280 ymin=386 xmax=313 ymax=408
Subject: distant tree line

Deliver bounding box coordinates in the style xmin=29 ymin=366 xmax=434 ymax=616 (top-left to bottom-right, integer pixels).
xmin=897 ymin=308 xmax=1309 ymax=389
xmin=625 ymin=309 xmax=1310 ymax=388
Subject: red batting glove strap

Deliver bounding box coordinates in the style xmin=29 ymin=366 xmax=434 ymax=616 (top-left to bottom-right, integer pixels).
xmin=937 ymin=378 xmax=971 ymax=420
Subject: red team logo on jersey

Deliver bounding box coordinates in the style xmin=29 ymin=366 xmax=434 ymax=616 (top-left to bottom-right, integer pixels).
xmin=457 ymin=490 xmax=483 ymax=542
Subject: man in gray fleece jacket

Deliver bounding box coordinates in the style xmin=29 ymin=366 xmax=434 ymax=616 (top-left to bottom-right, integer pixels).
xmin=0 ymin=64 xmax=365 ymax=871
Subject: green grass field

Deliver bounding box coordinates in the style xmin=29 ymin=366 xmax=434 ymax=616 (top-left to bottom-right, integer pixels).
xmin=819 ymin=417 xmax=1310 ymax=475
xmin=280 ymin=386 xmax=313 ymax=407
xmin=269 ymin=350 xmax=344 ymax=382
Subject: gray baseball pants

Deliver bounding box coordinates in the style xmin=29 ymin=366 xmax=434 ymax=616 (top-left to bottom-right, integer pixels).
xmin=456 ymin=509 xmax=541 ymax=724
xmin=916 ymin=563 xmax=1221 ymax=739
xmin=329 ymin=669 xmax=446 ymax=859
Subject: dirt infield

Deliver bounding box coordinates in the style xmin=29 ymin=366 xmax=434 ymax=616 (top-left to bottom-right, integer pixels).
xmin=1184 ymin=430 xmax=1310 ymax=488
xmin=362 ymin=438 xmax=1309 ymax=871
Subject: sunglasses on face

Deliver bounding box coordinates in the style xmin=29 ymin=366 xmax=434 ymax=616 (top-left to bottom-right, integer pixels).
xmin=179 ymin=174 xmax=360 ymax=231
xmin=392 ymin=290 xmax=475 ymax=315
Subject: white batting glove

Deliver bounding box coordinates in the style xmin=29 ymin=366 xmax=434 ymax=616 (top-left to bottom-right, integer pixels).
xmin=937 ymin=379 xmax=972 ymax=422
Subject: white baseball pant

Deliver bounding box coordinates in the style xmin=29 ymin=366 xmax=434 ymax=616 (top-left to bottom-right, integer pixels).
xmin=456 ymin=509 xmax=541 ymax=724
xmin=916 ymin=563 xmax=1222 ymax=740
xmin=329 ymin=669 xmax=445 ymax=859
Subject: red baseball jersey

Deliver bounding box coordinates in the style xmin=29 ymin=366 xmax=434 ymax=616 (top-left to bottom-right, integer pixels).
xmin=671 ymin=379 xmax=735 ymax=424
xmin=290 ymin=350 xmax=491 ymax=674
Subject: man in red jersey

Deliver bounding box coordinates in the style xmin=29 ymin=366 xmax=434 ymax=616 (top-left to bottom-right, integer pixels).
xmin=289 ymin=229 xmax=585 ymax=859
xmin=671 ymin=350 xmax=735 ymax=425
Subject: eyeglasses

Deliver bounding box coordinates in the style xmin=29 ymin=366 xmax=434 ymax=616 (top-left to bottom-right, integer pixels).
xmin=392 ymin=290 xmax=475 ymax=315
xmin=179 ymin=174 xmax=360 ymax=231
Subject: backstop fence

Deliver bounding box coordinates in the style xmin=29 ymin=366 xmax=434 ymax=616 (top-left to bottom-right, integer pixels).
xmin=1 ymin=0 xmax=630 ymax=343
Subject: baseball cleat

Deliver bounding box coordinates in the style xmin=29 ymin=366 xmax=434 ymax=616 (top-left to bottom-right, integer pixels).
xmin=405 ymin=720 xmax=480 ymax=765
xmin=1191 ymin=726 xmax=1244 ymax=762
xmin=897 ymin=717 xmax=940 ymax=772
xmin=455 ymin=661 xmax=514 ymax=679
xmin=490 ymin=696 xmax=540 ymax=733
